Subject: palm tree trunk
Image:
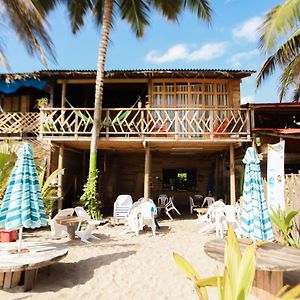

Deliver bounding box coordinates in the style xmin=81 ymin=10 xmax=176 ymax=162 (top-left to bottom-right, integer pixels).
xmin=89 ymin=0 xmax=113 ymax=176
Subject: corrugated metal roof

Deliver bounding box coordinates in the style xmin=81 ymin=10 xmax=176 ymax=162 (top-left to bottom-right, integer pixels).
xmin=0 ymin=68 xmax=255 ymax=80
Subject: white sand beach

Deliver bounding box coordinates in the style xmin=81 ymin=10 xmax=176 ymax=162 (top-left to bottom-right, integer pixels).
xmin=2 ymin=216 xmax=298 ymax=300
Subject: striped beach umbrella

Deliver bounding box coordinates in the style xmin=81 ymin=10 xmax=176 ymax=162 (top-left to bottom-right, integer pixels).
xmin=0 ymin=143 xmax=47 ymax=251
xmin=240 ymin=147 xmax=274 ymax=241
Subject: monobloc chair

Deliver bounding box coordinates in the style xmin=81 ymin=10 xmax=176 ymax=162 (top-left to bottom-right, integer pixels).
xmin=201 ymin=196 xmax=215 ymax=208
xmin=139 ymin=200 xmax=156 ymax=236
xmin=189 ymin=196 xmax=201 ymax=214
xmin=223 ymin=205 xmax=242 ymax=238
xmin=74 ymin=207 xmax=102 ymax=243
xmin=113 ymin=194 xmax=133 ymax=225
xmin=49 ymin=208 xmax=75 ymax=239
xmin=157 ymin=194 xmax=169 ymax=215
xmin=165 ymin=196 xmax=181 ymax=220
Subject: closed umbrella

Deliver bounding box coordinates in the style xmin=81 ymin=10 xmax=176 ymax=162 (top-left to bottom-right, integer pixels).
xmin=240 ymin=147 xmax=274 ymax=241
xmin=0 ymin=143 xmax=47 ymax=251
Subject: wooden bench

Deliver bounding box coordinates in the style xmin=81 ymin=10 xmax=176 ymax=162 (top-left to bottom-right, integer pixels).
xmin=0 ymin=241 xmax=68 ymax=291
xmin=204 ymin=239 xmax=300 ymax=300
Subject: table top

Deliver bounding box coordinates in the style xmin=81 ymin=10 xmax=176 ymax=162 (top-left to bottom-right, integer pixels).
xmin=204 ymin=239 xmax=300 ymax=272
xmin=55 ymin=215 xmax=84 ymax=226
xmin=193 ymin=208 xmax=208 ymax=214
xmin=0 ymin=242 xmax=68 ymax=272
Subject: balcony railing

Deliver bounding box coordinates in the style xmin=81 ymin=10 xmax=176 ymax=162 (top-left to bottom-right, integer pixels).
xmin=0 ymin=107 xmax=251 ymax=141
xmin=39 ymin=107 xmax=251 ymax=141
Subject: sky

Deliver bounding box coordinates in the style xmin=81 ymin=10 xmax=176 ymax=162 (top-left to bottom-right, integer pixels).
xmin=0 ymin=0 xmax=285 ymax=104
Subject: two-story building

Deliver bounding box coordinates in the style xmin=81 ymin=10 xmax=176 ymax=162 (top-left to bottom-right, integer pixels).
xmin=0 ymin=69 xmax=253 ymax=212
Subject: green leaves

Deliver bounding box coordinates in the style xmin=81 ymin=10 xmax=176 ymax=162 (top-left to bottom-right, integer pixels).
xmin=270 ymin=207 xmax=300 ymax=248
xmin=173 ymin=226 xmax=256 ymax=300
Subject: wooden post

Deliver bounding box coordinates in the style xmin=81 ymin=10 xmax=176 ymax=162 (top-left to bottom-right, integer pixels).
xmin=61 ymin=80 xmax=67 ymax=127
xmin=57 ymin=145 xmax=64 ymax=211
xmin=144 ymin=144 xmax=151 ymax=200
xmin=230 ymin=144 xmax=236 ymax=205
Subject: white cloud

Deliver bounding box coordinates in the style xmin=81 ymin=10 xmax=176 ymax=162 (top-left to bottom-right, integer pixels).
xmin=229 ymin=49 xmax=259 ymax=68
xmin=241 ymin=95 xmax=254 ymax=104
xmin=232 ymin=16 xmax=263 ymax=43
xmin=145 ymin=43 xmax=227 ymax=64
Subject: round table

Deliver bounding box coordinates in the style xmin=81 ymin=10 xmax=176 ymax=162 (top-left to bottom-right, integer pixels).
xmin=0 ymin=241 xmax=68 ymax=291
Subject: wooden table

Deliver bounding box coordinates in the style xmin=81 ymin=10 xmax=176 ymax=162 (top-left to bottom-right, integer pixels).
xmin=204 ymin=239 xmax=300 ymax=299
xmin=55 ymin=216 xmax=84 ymax=240
xmin=193 ymin=207 xmax=208 ymax=216
xmin=0 ymin=241 xmax=68 ymax=291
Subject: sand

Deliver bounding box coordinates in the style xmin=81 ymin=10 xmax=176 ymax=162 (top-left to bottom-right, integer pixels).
xmin=0 ymin=217 xmax=252 ymax=300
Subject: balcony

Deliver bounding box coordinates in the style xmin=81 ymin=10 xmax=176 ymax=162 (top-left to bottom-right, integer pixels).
xmin=0 ymin=107 xmax=251 ymax=143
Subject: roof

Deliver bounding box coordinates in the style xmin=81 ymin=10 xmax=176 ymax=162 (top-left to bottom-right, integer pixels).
xmin=0 ymin=68 xmax=255 ymax=81
xmin=242 ymin=102 xmax=300 ymax=110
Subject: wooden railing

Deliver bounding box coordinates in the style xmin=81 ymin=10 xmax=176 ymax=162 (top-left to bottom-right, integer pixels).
xmin=39 ymin=107 xmax=251 ymax=141
xmin=0 ymin=112 xmax=40 ymax=135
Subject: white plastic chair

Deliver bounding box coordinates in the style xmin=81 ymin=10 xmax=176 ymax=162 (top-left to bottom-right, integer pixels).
xmin=157 ymin=194 xmax=169 ymax=215
xmin=113 ymin=194 xmax=133 ymax=225
xmin=139 ymin=200 xmax=156 ymax=236
xmin=165 ymin=196 xmax=181 ymax=220
xmin=223 ymin=205 xmax=242 ymax=238
xmin=49 ymin=208 xmax=74 ymax=239
xmin=74 ymin=207 xmax=101 ymax=243
xmin=201 ymin=196 xmax=215 ymax=208
xmin=194 ymin=200 xmax=225 ymax=225
xmin=189 ymin=196 xmax=201 ymax=214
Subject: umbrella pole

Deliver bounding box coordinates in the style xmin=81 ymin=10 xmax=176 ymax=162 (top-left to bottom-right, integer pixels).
xmin=18 ymin=227 xmax=23 ymax=252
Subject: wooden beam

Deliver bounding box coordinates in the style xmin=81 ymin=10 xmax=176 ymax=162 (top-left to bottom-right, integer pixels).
xmin=57 ymin=145 xmax=64 ymax=211
xmin=144 ymin=144 xmax=151 ymax=200
xmin=230 ymin=144 xmax=236 ymax=205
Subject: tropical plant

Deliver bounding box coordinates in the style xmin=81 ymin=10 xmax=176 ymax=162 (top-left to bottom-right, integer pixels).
xmin=174 ymin=226 xmax=256 ymax=300
xmin=0 ymin=144 xmax=17 ymax=201
xmin=54 ymin=0 xmax=213 ymax=217
xmin=174 ymin=226 xmax=300 ymax=299
xmin=38 ymin=167 xmax=64 ymax=218
xmin=0 ymin=0 xmax=55 ymax=69
xmin=270 ymin=207 xmax=300 ymax=248
xmin=256 ymin=0 xmax=300 ymax=101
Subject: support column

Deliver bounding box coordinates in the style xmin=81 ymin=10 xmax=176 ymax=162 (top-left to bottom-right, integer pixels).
xmin=57 ymin=145 xmax=64 ymax=211
xmin=61 ymin=80 xmax=67 ymax=125
xmin=230 ymin=144 xmax=236 ymax=205
xmin=144 ymin=144 xmax=151 ymax=200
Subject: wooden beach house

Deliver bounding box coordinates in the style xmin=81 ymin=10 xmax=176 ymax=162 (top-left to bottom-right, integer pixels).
xmin=0 ymin=69 xmax=253 ymax=211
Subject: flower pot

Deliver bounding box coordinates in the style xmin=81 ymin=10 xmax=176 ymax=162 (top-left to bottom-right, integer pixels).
xmin=0 ymin=229 xmax=17 ymax=242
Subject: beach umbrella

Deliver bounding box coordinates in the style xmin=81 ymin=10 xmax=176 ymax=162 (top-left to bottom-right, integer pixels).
xmin=240 ymin=147 xmax=274 ymax=241
xmin=0 ymin=143 xmax=47 ymax=251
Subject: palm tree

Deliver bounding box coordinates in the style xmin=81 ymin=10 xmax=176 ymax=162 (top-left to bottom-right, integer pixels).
xmin=256 ymin=0 xmax=300 ymax=102
xmin=0 ymin=0 xmax=56 ymax=69
xmin=58 ymin=0 xmax=213 ymax=217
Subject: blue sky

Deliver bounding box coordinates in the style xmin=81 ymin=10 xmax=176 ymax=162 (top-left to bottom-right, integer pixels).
xmin=0 ymin=0 xmax=284 ymax=103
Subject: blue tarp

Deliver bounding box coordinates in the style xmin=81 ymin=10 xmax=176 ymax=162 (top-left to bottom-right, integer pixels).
xmin=0 ymin=78 xmax=47 ymax=94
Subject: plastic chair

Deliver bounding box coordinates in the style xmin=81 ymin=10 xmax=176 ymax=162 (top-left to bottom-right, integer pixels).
xmin=189 ymin=196 xmax=201 ymax=214
xmin=201 ymin=196 xmax=215 ymax=208
xmin=165 ymin=196 xmax=181 ymax=220
xmin=139 ymin=200 xmax=156 ymax=236
xmin=49 ymin=208 xmax=75 ymax=239
xmin=74 ymin=207 xmax=101 ymax=243
xmin=223 ymin=205 xmax=242 ymax=238
xmin=157 ymin=194 xmax=169 ymax=215
xmin=113 ymin=194 xmax=133 ymax=225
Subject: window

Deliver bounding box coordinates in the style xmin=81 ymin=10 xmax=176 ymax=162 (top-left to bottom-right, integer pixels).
xmin=162 ymin=168 xmax=196 ymax=191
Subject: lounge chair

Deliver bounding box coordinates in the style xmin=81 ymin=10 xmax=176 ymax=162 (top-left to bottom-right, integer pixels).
xmin=49 ymin=208 xmax=75 ymax=239
xmin=74 ymin=207 xmax=101 ymax=243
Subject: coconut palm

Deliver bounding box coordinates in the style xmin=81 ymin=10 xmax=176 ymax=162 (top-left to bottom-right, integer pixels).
xmin=256 ymin=0 xmax=300 ymax=101
xmin=0 ymin=0 xmax=56 ymax=69
xmin=53 ymin=0 xmax=213 ymax=217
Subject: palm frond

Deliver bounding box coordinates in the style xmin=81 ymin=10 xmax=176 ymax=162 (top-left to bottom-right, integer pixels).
xmin=119 ymin=0 xmax=150 ymax=38
xmin=259 ymin=0 xmax=300 ymax=53
xmin=62 ymin=0 xmax=93 ymax=34
xmin=184 ymin=0 xmax=213 ymax=24
xmin=256 ymin=55 xmax=278 ymax=88
xmin=1 ymin=0 xmax=56 ymax=67
xmin=149 ymin=0 xmax=182 ymax=21
xmin=278 ymin=54 xmax=300 ymax=101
